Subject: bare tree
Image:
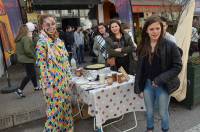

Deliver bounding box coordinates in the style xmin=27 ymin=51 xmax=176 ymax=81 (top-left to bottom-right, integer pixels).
xmin=161 ymin=0 xmax=191 ymax=33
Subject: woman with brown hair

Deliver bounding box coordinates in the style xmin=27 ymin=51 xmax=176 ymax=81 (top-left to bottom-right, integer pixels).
xmin=15 ymin=22 xmax=39 ymax=97
xmin=36 ymin=14 xmax=73 ymax=131
xmin=106 ymin=19 xmax=135 ymax=74
xmin=134 ymin=16 xmax=182 ymax=132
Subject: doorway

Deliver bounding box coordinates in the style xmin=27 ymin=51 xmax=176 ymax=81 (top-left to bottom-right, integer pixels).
xmin=62 ymin=18 xmax=80 ymax=31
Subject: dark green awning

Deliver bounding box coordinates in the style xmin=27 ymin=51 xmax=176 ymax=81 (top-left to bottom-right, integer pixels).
xmin=32 ymin=0 xmax=99 ymax=10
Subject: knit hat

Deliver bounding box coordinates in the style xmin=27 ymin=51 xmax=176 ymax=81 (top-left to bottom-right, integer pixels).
xmin=26 ymin=22 xmax=35 ymax=32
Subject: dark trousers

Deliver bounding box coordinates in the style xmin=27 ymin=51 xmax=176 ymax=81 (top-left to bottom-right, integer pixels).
xmin=68 ymin=53 xmax=72 ymax=64
xmin=19 ymin=63 xmax=38 ymax=90
xmin=76 ymin=45 xmax=84 ymax=64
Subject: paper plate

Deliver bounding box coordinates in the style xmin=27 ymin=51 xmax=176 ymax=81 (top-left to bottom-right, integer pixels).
xmin=84 ymin=64 xmax=105 ymax=70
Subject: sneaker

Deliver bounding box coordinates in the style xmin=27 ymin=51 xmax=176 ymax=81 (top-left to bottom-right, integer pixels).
xmin=15 ymin=89 xmax=25 ymax=98
xmin=96 ymin=128 xmax=103 ymax=132
xmin=34 ymin=86 xmax=42 ymax=91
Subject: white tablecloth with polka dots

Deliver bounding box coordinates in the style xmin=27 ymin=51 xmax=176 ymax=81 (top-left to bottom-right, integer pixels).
xmin=75 ymin=75 xmax=145 ymax=128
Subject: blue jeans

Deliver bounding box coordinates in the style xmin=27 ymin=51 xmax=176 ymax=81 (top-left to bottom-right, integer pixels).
xmin=143 ymin=79 xmax=170 ymax=132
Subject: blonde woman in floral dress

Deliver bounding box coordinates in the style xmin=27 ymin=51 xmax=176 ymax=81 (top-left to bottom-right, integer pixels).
xmin=36 ymin=14 xmax=73 ymax=132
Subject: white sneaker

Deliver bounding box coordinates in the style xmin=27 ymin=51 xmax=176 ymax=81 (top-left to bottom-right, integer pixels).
xmin=34 ymin=86 xmax=42 ymax=91
xmin=15 ymin=89 xmax=25 ymax=98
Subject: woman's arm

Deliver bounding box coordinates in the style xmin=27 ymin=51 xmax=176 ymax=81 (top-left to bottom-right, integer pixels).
xmin=134 ymin=56 xmax=143 ymax=94
xmin=36 ymin=39 xmax=53 ymax=89
xmin=121 ymin=35 xmax=134 ymax=54
xmin=154 ymin=44 xmax=182 ymax=85
xmin=106 ymin=38 xmax=125 ymax=57
xmin=23 ymin=37 xmax=35 ymax=59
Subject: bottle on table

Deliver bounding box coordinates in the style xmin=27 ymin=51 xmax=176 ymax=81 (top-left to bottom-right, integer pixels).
xmin=70 ymin=57 xmax=77 ymax=69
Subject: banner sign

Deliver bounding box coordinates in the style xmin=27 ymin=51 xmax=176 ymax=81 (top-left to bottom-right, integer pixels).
xmin=0 ymin=0 xmax=16 ymax=67
xmin=114 ymin=0 xmax=134 ymax=35
xmin=0 ymin=2 xmax=6 ymax=15
xmin=3 ymin=0 xmax=22 ymax=37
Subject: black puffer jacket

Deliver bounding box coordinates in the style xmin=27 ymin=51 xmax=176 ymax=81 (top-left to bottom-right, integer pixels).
xmin=134 ymin=38 xmax=182 ymax=94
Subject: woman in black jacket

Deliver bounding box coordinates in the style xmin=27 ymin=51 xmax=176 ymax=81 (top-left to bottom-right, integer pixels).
xmin=106 ymin=19 xmax=135 ymax=74
xmin=134 ymin=16 xmax=182 ymax=132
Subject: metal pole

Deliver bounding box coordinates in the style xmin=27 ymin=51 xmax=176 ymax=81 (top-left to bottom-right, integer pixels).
xmin=0 ymin=35 xmax=17 ymax=94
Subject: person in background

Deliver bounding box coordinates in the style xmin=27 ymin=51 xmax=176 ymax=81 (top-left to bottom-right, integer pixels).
xmin=74 ymin=26 xmax=85 ymax=64
xmin=57 ymin=27 xmax=65 ymax=42
xmin=83 ymin=28 xmax=90 ymax=52
xmin=189 ymin=19 xmax=199 ymax=57
xmin=134 ymin=16 xmax=182 ymax=132
xmin=93 ymin=23 xmax=109 ymax=64
xmin=121 ymin=22 xmax=137 ymax=48
xmin=160 ymin=16 xmax=176 ymax=44
xmin=15 ymin=22 xmax=40 ymax=98
xmin=65 ymin=25 xmax=74 ymax=62
xmin=88 ymin=27 xmax=96 ymax=56
xmin=36 ymin=14 xmax=73 ymax=131
xmin=106 ymin=19 xmax=135 ymax=74
xmin=121 ymin=23 xmax=138 ymax=73
xmin=32 ymin=24 xmax=39 ymax=47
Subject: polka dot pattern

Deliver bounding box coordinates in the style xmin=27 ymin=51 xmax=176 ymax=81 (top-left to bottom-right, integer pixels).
xmin=75 ymin=76 xmax=145 ymax=128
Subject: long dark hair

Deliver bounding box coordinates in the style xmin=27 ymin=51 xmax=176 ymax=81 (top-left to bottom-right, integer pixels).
xmin=15 ymin=25 xmax=28 ymax=42
xmin=108 ymin=19 xmax=124 ymax=38
xmin=137 ymin=16 xmax=164 ymax=63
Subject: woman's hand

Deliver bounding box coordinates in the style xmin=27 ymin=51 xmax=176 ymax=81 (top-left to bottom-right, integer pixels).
xmin=114 ymin=48 xmax=122 ymax=52
xmin=138 ymin=92 xmax=144 ymax=99
xmin=45 ymin=88 xmax=53 ymax=97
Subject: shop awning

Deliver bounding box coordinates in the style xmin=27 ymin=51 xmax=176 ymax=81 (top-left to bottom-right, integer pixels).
xmin=131 ymin=0 xmax=172 ymax=6
xmin=131 ymin=0 xmax=181 ymax=13
xmin=132 ymin=5 xmax=181 ymax=13
xmin=32 ymin=0 xmax=99 ymax=10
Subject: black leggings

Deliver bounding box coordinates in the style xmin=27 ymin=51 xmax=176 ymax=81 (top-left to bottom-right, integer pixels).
xmin=19 ymin=63 xmax=38 ymax=90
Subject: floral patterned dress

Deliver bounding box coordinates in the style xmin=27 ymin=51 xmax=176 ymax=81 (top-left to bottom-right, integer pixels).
xmin=36 ymin=31 xmax=73 ymax=131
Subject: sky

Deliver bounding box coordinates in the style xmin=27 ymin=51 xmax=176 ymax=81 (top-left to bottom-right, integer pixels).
xmin=195 ymin=0 xmax=200 ymax=15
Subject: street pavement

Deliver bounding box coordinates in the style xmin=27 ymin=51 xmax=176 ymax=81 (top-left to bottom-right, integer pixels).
xmin=1 ymin=103 xmax=200 ymax=132
xmin=1 ymin=55 xmax=200 ymax=132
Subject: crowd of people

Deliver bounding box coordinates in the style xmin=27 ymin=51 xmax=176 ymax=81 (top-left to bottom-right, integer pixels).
xmin=190 ymin=16 xmax=200 ymax=57
xmin=15 ymin=13 xmax=200 ymax=132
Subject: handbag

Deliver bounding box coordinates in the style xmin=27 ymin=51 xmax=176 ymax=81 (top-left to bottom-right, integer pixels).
xmin=10 ymin=53 xmax=17 ymax=65
xmin=106 ymin=57 xmax=116 ymax=66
